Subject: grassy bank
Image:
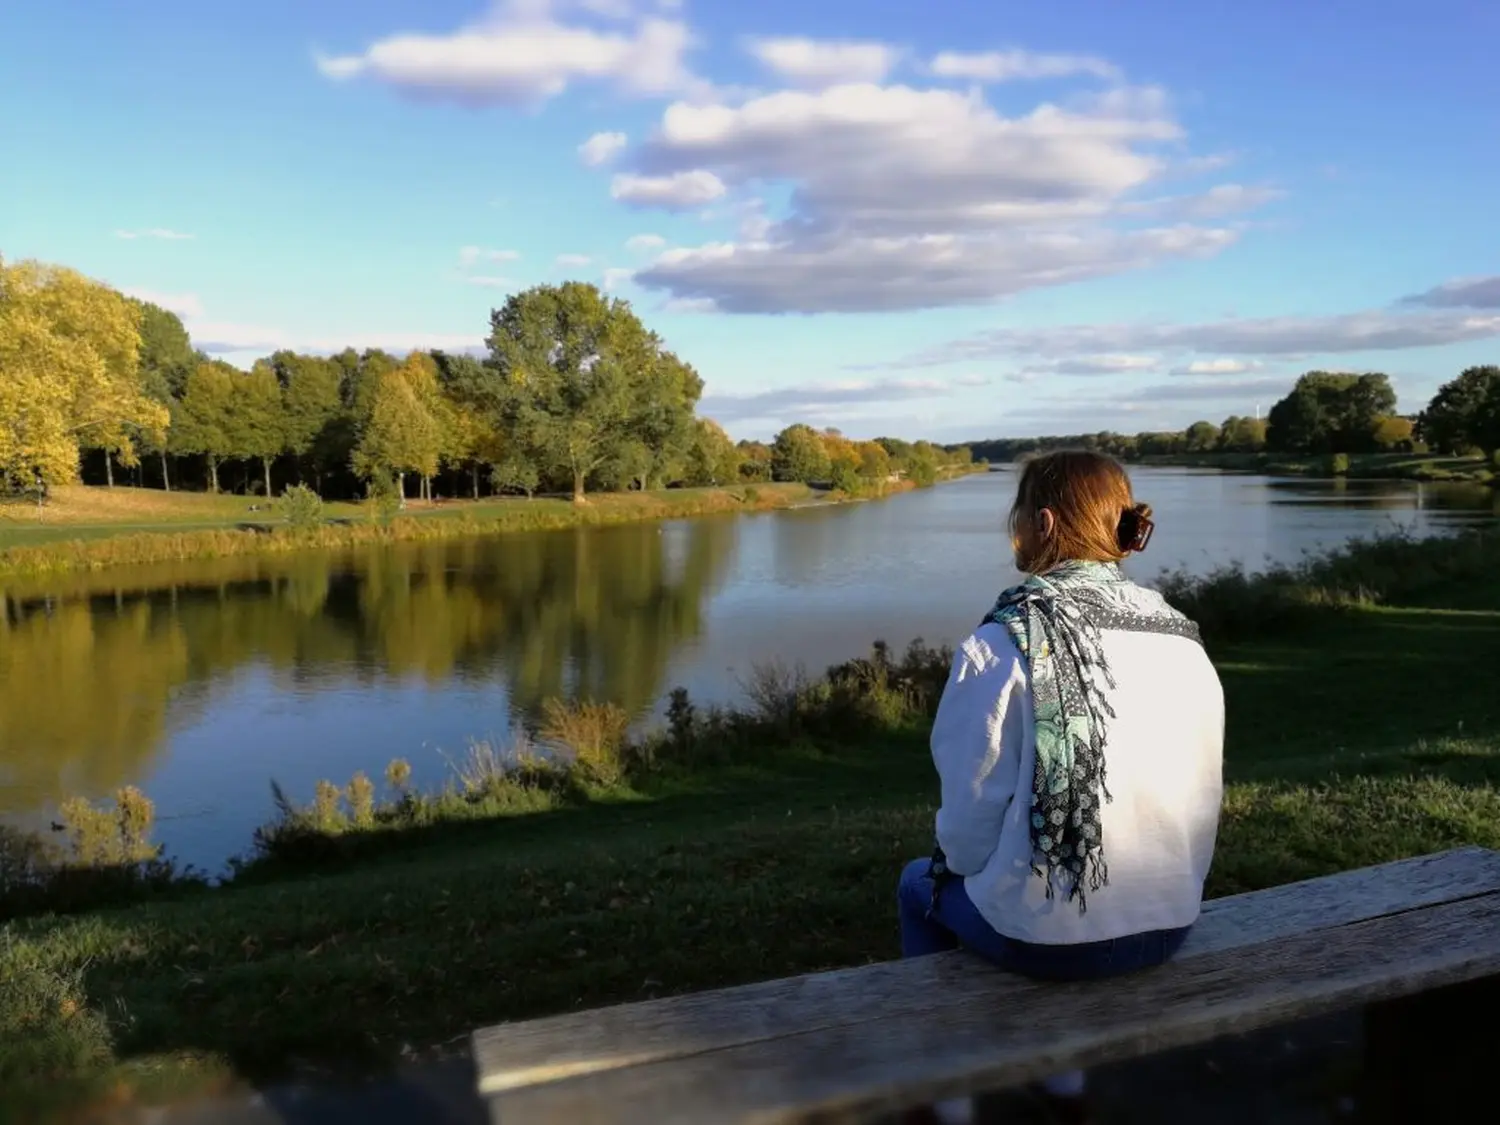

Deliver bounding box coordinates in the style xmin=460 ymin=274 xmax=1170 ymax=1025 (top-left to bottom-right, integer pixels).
xmin=1138 ymin=449 xmax=1495 ymax=483
xmin=3 ymin=526 xmax=1499 ymax=1121
xmin=0 ymin=483 xmax=825 ymax=579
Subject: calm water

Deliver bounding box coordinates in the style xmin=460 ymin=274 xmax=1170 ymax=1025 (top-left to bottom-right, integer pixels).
xmin=2 ymin=468 xmax=1494 ymax=869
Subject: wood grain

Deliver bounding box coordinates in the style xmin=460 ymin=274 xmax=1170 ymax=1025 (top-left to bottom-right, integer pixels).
xmin=488 ymin=892 xmax=1500 ymax=1125
xmin=473 ymin=847 xmax=1500 ymax=1095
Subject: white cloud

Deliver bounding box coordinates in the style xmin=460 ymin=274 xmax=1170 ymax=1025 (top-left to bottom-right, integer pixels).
xmin=621 ymin=80 xmax=1242 ymax=312
xmin=745 ymin=37 xmax=899 ymax=86
xmin=611 ymin=169 xmax=726 ymax=208
xmin=114 ymin=228 xmax=194 ymax=241
xmin=464 ymin=275 xmax=517 ymax=288
xmin=1170 ymin=357 xmax=1263 ymax=376
xmin=123 ymin=289 xmax=205 ymax=319
xmin=579 ymin=130 xmax=628 ymax=165
xmin=603 ymin=267 xmax=635 ymax=290
xmin=1020 ymin=354 xmax=1161 ymax=376
xmin=1404 ymin=276 xmax=1500 ymax=310
xmin=701 ymin=377 xmax=962 ymax=424
xmin=929 ymin=49 xmax=1120 ymax=83
xmin=888 ymin=307 xmax=1500 ymax=369
xmin=459 ymin=245 xmax=522 ymax=265
xmin=662 ymin=296 xmax=718 ymax=313
xmin=555 ymin=253 xmax=593 ymax=267
xmin=625 ymin=233 xmax=667 ymax=251
xmin=314 ymin=0 xmax=702 ymax=106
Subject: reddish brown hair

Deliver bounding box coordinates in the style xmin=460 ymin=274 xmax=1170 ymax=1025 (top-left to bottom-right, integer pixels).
xmin=1009 ymin=450 xmax=1153 ymax=574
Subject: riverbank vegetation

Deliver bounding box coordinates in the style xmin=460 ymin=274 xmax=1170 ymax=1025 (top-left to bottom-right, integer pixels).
xmin=970 ymin=366 xmax=1500 ymax=482
xmin=2 ymin=526 xmax=1498 ymax=1119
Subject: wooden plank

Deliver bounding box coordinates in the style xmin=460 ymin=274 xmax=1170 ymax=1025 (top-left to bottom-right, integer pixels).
xmin=473 ymin=847 xmax=1500 ymax=1094
xmin=488 ymin=891 xmax=1500 ymax=1125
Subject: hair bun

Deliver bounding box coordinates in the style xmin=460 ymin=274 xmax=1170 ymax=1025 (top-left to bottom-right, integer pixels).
xmin=1117 ymin=502 xmax=1155 ymax=553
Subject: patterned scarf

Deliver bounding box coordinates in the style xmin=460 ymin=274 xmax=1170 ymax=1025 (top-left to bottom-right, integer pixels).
xmin=982 ymin=560 xmax=1202 ymax=912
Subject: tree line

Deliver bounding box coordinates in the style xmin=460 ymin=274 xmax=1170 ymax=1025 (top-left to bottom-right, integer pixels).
xmin=1 ymin=259 xmax=971 ymax=503
xmin=969 ymin=367 xmax=1500 ymax=463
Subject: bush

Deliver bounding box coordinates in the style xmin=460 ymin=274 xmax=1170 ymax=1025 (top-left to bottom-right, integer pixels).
xmin=539 ymin=699 xmax=632 ymax=784
xmin=1330 ymin=452 xmax=1351 ymax=475
xmin=1156 ymin=526 xmax=1494 ymax=643
xmin=279 ymin=484 xmax=324 ymax=530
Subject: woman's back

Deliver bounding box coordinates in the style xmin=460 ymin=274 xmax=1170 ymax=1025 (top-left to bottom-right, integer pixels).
xmin=942 ymin=598 xmax=1224 ymax=945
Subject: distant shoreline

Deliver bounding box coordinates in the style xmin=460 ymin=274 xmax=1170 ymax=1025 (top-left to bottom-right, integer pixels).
xmin=981 ymin=451 xmax=1494 ymax=486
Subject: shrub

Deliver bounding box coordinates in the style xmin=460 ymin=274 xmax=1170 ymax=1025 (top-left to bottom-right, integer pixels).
xmin=0 ymin=942 xmax=117 ymax=1108
xmin=279 ymin=484 xmax=325 ymax=530
xmin=347 ymin=772 xmax=375 ymax=829
xmin=539 ymin=699 xmax=632 ymax=785
xmin=384 ymin=757 xmax=413 ymax=794
xmin=1330 ymin=452 xmax=1351 ymax=475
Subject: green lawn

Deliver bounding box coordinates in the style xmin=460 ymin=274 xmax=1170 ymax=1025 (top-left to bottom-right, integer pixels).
xmin=4 ymin=569 xmax=1499 ymax=1121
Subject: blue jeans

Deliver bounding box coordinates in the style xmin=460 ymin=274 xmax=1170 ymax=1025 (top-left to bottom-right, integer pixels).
xmin=897 ymin=857 xmax=1191 ymax=977
xmin=897 ymin=856 xmax=1190 ymax=1100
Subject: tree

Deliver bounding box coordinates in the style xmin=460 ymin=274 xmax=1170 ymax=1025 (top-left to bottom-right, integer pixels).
xmin=131 ymin=300 xmax=197 ymax=490
xmin=275 ymin=352 xmax=343 ymax=493
xmin=1185 ymin=420 xmax=1221 ymax=453
xmin=736 ymin=440 xmax=772 ymax=482
xmin=234 ymin=362 xmax=287 ymax=498
xmin=1419 ymin=366 xmax=1500 ymax=456
xmin=1218 ymin=416 xmax=1268 ymax=453
xmin=1370 ymin=415 xmax=1415 ymax=451
xmin=856 ymin=440 xmax=891 ymax=482
xmin=906 ymin=441 xmax=940 ymax=487
xmin=770 ymin=424 xmax=830 ymax=483
xmin=433 ymin=351 xmax=505 ymax=498
xmin=0 ymin=259 xmax=167 ymax=489
xmin=352 ymin=353 xmax=445 ymax=498
xmin=173 ymin=361 xmax=238 ymax=492
xmin=685 ymin=419 xmax=741 ymax=486
xmin=1266 ymin=372 xmax=1397 ymax=454
xmin=487 ymin=283 xmax=678 ymax=502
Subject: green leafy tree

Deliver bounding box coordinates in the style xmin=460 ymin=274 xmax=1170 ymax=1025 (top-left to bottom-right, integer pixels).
xmin=352 ymin=354 xmax=445 ymax=499
xmin=486 ymin=283 xmax=673 ymax=502
xmin=1185 ymin=420 xmax=1221 ymax=452
xmin=234 ymin=362 xmax=287 ymax=498
xmin=1267 ymin=372 xmax=1394 ymax=454
xmin=1217 ymin=416 xmax=1268 ymax=453
xmin=275 ymin=352 xmax=343 ymax=494
xmin=492 ymin=454 xmax=539 ymax=498
xmin=1419 ymin=366 xmax=1500 ymax=456
xmin=856 ymin=440 xmax=892 ymax=482
xmin=684 ymin=419 xmax=740 ymax=486
xmin=906 ymin=441 xmax=940 ymax=487
xmin=130 ymin=300 xmax=197 ymax=490
xmin=770 ymin=424 xmax=830 ymax=483
xmin=432 ymin=351 xmax=506 ymax=498
xmin=172 ymin=361 xmax=238 ymax=492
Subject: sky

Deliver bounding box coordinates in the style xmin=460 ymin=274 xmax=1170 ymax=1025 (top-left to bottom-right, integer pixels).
xmin=2 ymin=0 xmax=1498 ymax=443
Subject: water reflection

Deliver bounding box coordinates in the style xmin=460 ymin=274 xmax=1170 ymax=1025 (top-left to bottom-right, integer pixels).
xmin=0 ymin=469 xmax=1491 ymax=868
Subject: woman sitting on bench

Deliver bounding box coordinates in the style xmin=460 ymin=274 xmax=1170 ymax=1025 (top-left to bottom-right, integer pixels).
xmin=898 ymin=451 xmax=1225 ymax=1125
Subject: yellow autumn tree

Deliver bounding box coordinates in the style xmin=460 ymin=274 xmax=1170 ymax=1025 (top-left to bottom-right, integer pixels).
xmin=0 ymin=259 xmax=168 ymax=487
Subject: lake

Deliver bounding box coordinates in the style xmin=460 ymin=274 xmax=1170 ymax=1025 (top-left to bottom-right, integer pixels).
xmin=3 ymin=468 xmax=1495 ymax=870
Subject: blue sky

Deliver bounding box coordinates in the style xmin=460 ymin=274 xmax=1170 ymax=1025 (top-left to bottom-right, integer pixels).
xmin=3 ymin=0 xmax=1497 ymax=441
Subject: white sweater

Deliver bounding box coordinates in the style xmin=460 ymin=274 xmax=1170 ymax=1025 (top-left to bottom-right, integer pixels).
xmin=931 ymin=618 xmax=1225 ymax=945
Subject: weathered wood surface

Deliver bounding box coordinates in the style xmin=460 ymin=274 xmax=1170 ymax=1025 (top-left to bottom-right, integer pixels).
xmin=473 ymin=847 xmax=1500 ymax=1096
xmin=488 ymin=892 xmax=1500 ymax=1124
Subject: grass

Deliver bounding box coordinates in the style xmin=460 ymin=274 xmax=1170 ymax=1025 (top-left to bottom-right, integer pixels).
xmin=0 ymin=483 xmax=825 ymax=577
xmin=2 ymin=530 xmax=1499 ymax=1120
